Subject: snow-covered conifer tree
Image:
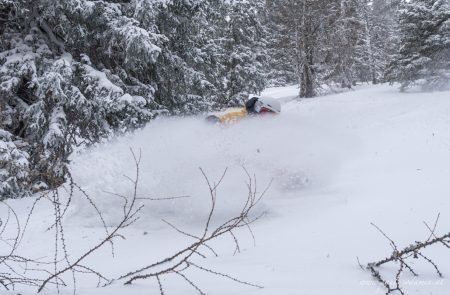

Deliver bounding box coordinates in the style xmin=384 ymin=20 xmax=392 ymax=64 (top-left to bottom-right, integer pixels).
xmin=0 ymin=130 xmax=30 ymax=199
xmin=386 ymin=0 xmax=450 ymax=90
xmin=264 ymin=0 xmax=298 ymax=87
xmin=223 ymin=0 xmax=268 ymax=100
xmin=1 ymin=0 xmax=273 ymax=197
xmin=0 ymin=0 xmax=164 ymax=196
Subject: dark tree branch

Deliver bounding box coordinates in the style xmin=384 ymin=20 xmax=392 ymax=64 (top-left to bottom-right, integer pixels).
xmin=364 ymin=214 xmax=450 ymax=294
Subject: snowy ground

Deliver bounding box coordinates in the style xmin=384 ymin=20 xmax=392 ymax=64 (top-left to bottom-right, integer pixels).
xmin=3 ymin=84 xmax=450 ymax=295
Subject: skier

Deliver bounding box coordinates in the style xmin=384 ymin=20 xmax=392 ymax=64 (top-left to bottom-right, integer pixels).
xmin=206 ymin=96 xmax=281 ymax=124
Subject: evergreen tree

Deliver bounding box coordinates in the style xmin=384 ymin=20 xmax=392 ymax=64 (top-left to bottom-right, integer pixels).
xmin=150 ymin=0 xmax=218 ymax=113
xmin=223 ymin=0 xmax=269 ymax=101
xmin=322 ymin=0 xmax=364 ymax=88
xmin=386 ymin=0 xmax=450 ymax=90
xmin=266 ymin=0 xmax=359 ymax=97
xmin=0 ymin=130 xmax=30 ymax=199
xmin=265 ymin=0 xmax=298 ymax=86
xmin=0 ymin=0 xmax=271 ymax=198
xmin=264 ymin=0 xmax=406 ymax=95
xmin=0 ymin=0 xmax=169 ymax=195
xmin=359 ymin=0 xmax=401 ymax=84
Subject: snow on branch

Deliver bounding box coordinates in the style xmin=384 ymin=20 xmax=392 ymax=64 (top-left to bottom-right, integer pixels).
xmin=363 ymin=214 xmax=450 ymax=295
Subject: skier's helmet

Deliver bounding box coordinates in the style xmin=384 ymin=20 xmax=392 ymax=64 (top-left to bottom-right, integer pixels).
xmin=255 ymin=97 xmax=281 ymax=114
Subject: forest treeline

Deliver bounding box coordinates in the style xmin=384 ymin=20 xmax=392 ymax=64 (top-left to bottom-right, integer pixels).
xmin=0 ymin=0 xmax=449 ymax=198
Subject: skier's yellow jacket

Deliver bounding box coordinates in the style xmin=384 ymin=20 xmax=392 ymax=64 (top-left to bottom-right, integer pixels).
xmin=217 ymin=108 xmax=248 ymax=124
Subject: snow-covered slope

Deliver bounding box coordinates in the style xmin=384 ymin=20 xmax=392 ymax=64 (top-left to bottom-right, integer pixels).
xmin=4 ymin=84 xmax=450 ymax=295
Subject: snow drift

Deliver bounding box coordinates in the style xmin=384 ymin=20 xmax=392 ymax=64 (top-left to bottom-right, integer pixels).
xmin=4 ymin=84 xmax=450 ymax=295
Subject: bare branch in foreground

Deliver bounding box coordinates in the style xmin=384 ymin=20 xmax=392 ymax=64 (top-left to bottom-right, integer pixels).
xmin=3 ymin=149 xmax=267 ymax=295
xmin=0 ymin=201 xmax=56 ymax=290
xmin=365 ymin=214 xmax=450 ymax=294
xmin=37 ymin=149 xmax=145 ymax=293
xmin=118 ymin=167 xmax=267 ymax=294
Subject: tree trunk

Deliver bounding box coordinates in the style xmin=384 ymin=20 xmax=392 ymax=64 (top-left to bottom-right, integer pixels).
xmin=299 ymin=0 xmax=315 ymax=98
